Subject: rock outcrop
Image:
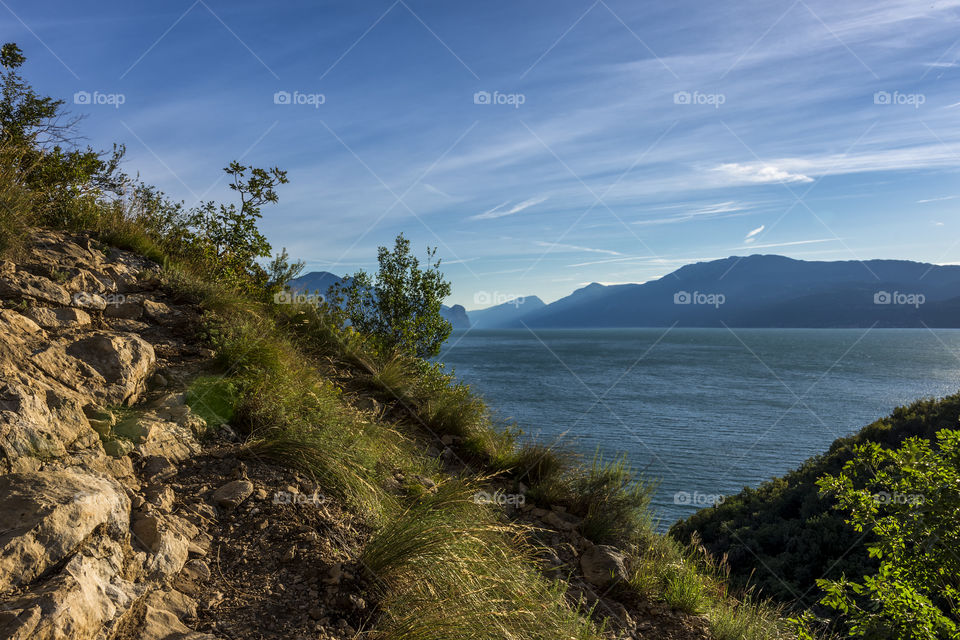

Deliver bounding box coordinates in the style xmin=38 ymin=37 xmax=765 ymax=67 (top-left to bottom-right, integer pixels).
xmin=0 ymin=231 xmax=215 ymax=640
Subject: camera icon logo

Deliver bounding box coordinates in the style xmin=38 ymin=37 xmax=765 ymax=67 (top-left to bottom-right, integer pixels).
xmin=873 ymin=291 xmax=891 ymax=304
xmin=673 ymin=91 xmax=691 ymax=105
xmin=473 ymin=91 xmax=491 ymax=105
xmin=673 ymin=290 xmax=691 ymax=304
xmin=473 ymin=291 xmax=492 ymax=305
xmin=74 ymin=91 xmax=91 ymax=105
xmin=274 ymin=90 xmax=291 ymax=105
xmin=873 ymin=91 xmax=891 ymax=105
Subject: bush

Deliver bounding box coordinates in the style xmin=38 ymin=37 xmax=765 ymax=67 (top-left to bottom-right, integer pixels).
xmin=330 ymin=233 xmax=452 ymax=358
xmin=815 ymin=430 xmax=960 ymax=639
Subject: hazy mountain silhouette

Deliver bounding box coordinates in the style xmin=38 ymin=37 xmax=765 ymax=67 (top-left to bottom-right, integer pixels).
xmin=469 ymin=296 xmax=545 ymax=328
xmin=512 ymin=256 xmax=960 ymax=328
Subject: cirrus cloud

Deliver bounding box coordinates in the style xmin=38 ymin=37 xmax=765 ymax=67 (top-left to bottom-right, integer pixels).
xmin=713 ymin=162 xmax=814 ymax=184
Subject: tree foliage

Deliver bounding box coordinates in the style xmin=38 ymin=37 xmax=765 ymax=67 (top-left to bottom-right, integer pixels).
xmin=815 ymin=431 xmax=960 ymax=639
xmin=0 ymin=42 xmax=301 ymax=294
xmin=670 ymin=393 xmax=960 ymax=611
xmin=330 ymin=233 xmax=452 ymax=358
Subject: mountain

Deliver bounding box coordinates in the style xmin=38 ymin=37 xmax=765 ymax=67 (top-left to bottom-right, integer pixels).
xmin=513 ymin=255 xmax=960 ymax=328
xmin=288 ymin=270 xmax=342 ymax=297
xmin=443 ymin=304 xmax=470 ymax=328
xmin=468 ymin=296 xmax=545 ymax=328
xmin=288 ymin=271 xmax=471 ymax=328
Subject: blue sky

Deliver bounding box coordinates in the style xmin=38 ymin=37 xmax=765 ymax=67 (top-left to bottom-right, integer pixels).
xmin=6 ymin=0 xmax=960 ymax=308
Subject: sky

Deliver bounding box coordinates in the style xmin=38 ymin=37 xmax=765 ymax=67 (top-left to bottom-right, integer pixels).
xmin=5 ymin=0 xmax=960 ymax=308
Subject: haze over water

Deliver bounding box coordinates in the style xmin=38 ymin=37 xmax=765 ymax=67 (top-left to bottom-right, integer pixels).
xmin=439 ymin=328 xmax=960 ymax=528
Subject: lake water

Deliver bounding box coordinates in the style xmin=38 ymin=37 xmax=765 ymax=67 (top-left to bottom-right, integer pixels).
xmin=437 ymin=328 xmax=960 ymax=529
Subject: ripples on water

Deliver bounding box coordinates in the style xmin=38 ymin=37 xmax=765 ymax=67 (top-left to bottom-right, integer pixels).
xmin=438 ymin=328 xmax=960 ymax=528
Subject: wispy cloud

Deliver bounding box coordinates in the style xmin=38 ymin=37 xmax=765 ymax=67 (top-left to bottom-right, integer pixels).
xmin=633 ymin=201 xmax=751 ymax=226
xmin=714 ymin=163 xmax=813 ymax=185
xmin=567 ymin=255 xmax=646 ymax=267
xmin=743 ymin=224 xmax=765 ymax=244
xmin=734 ymin=238 xmax=838 ymax=250
xmin=423 ymin=183 xmax=454 ymax=199
xmin=917 ymin=195 xmax=958 ymax=203
xmin=469 ymin=196 xmax=547 ymax=220
xmin=535 ymin=241 xmax=621 ymax=256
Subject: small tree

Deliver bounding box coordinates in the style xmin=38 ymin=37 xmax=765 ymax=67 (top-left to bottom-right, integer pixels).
xmin=816 ymin=431 xmax=960 ymax=639
xmin=186 ymin=162 xmax=288 ymax=289
xmin=331 ymin=233 xmax=452 ymax=358
xmin=0 ymin=42 xmax=127 ymax=228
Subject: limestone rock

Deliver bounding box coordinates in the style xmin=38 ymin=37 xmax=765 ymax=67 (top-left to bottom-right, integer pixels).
xmin=0 ymin=471 xmax=129 ymax=591
xmin=103 ymin=299 xmax=143 ymax=320
xmin=131 ymin=514 xmax=190 ymax=579
xmin=64 ymin=332 xmax=155 ymax=404
xmin=114 ymin=414 xmax=199 ymax=462
xmin=24 ymin=306 xmax=91 ymax=329
xmin=0 ymin=537 xmax=141 ymax=640
xmin=142 ymin=299 xmax=177 ymax=324
xmin=580 ymin=544 xmax=628 ymax=588
xmin=211 ymin=480 xmax=254 ymax=509
xmin=138 ymin=590 xmax=216 ymax=640
xmin=0 ymin=310 xmax=43 ymax=343
xmin=141 ymin=456 xmax=177 ymax=483
xmin=0 ymin=271 xmax=71 ymax=306
xmin=0 ymin=383 xmax=93 ymax=473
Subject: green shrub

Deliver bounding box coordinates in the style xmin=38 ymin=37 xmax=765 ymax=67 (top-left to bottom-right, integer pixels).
xmin=815 ymin=430 xmax=960 ymax=639
xmin=329 ymin=233 xmax=452 ymax=358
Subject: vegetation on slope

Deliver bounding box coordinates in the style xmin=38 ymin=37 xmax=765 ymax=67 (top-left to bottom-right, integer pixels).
xmin=0 ymin=40 xmax=794 ymax=640
xmin=671 ymin=393 xmax=960 ymax=611
xmin=810 ymin=430 xmax=960 ymax=639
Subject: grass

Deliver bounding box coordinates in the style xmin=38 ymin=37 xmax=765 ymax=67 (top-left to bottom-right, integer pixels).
xmin=709 ymin=597 xmax=787 ymax=640
xmin=146 ymin=263 xmax=801 ymax=639
xmin=362 ymin=480 xmax=603 ymax=640
xmin=185 ymin=376 xmax=237 ymax=430
xmin=626 ymin=531 xmax=792 ymax=639
xmin=0 ymin=141 xmax=802 ymax=640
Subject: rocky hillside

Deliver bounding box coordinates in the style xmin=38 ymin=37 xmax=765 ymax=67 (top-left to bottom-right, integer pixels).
xmin=0 ymin=231 xmax=375 ymax=640
xmin=0 ymin=230 xmax=754 ymax=640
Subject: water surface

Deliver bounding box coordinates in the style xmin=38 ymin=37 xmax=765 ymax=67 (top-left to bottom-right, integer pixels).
xmin=438 ymin=328 xmax=960 ymax=527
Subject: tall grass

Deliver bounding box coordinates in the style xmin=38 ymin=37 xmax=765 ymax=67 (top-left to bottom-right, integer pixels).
xmin=0 ymin=135 xmax=796 ymax=640
xmin=362 ymin=480 xmax=603 ymax=640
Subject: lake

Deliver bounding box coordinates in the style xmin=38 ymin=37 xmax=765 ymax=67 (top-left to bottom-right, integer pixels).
xmin=437 ymin=328 xmax=960 ymax=528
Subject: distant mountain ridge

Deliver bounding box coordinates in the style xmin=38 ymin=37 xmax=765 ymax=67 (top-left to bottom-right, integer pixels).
xmin=513 ymin=255 xmax=960 ymax=328
xmin=290 ymin=255 xmax=960 ymax=329
xmin=469 ymin=295 xmax=545 ymax=328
